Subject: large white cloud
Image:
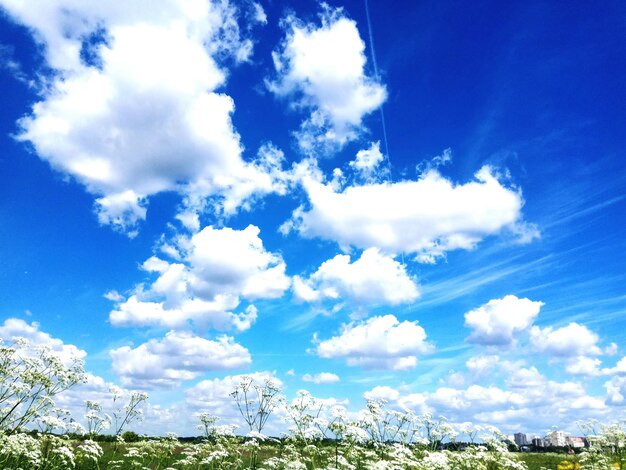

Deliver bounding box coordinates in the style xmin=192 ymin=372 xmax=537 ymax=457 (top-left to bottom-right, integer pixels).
xmin=283 ymin=166 xmax=534 ymax=262
xmin=109 ymin=224 xmax=290 ymax=329
xmin=530 ymin=322 xmax=602 ymax=357
xmin=110 ymin=331 xmax=251 ymax=389
xmin=464 ymin=295 xmax=544 ymax=346
xmin=1 ymin=0 xmax=285 ymax=234
xmin=293 ymin=248 xmax=419 ymax=305
xmin=268 ymin=5 xmax=386 ymax=154
xmin=315 ymin=314 xmax=432 ymax=370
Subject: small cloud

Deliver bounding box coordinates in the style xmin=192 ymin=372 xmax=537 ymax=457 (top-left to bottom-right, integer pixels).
xmin=416 ymin=148 xmax=452 ymax=175
xmin=605 ymin=342 xmax=619 ymax=356
xmin=349 ymin=141 xmax=385 ymax=180
xmin=104 ymin=290 xmax=124 ymax=302
xmin=302 ymin=372 xmax=340 ymax=384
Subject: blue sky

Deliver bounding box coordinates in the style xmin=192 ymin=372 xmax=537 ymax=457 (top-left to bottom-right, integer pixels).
xmin=1 ymin=0 xmax=625 ymax=436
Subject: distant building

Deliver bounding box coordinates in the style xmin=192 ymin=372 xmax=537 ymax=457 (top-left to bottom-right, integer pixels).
xmin=566 ymin=436 xmax=587 ymax=448
xmin=532 ymin=436 xmax=546 ymax=447
xmin=547 ymin=431 xmax=567 ymax=447
xmin=514 ymin=433 xmax=529 ymax=446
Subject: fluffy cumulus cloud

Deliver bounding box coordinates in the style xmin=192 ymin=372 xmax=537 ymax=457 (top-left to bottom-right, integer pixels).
xmin=109 ymin=224 xmax=290 ymax=329
xmin=0 ymin=317 xmax=86 ymax=363
xmin=268 ymin=5 xmax=386 ymax=153
xmin=284 ymin=166 xmax=533 ymax=262
xmin=529 ymin=322 xmax=602 ymax=357
xmin=1 ymin=0 xmax=287 ymax=234
xmin=110 ymin=330 xmax=251 ymax=389
xmin=292 ymin=248 xmax=419 ymax=305
xmin=302 ymin=372 xmax=340 ymax=384
xmin=464 ymin=295 xmax=544 ymax=346
xmin=315 ymin=314 xmax=432 ymax=370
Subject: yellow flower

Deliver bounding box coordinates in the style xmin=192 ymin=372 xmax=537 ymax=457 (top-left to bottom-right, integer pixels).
xmin=557 ymin=461 xmax=580 ymax=470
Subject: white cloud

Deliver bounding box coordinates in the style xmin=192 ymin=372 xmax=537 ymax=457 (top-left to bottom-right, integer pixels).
xmin=565 ymin=356 xmax=603 ymax=376
xmin=605 ymin=343 xmax=619 ymax=356
xmin=110 ymin=331 xmax=251 ymax=389
xmin=464 ymin=295 xmax=543 ymax=346
xmin=109 ymin=225 xmax=289 ymax=330
xmin=465 ymin=355 xmax=501 ymax=376
xmin=3 ymin=0 xmax=284 ymax=234
xmin=363 ymin=385 xmax=400 ymax=402
xmin=416 ymin=148 xmax=452 ymax=175
xmin=293 ymin=248 xmax=419 ymax=306
xmin=505 ymin=367 xmax=548 ymax=389
xmin=576 ymin=355 xmax=626 ymax=378
xmin=315 ymin=314 xmax=432 ymax=370
xmin=606 ymin=357 xmax=626 ymax=376
xmin=284 ymin=166 xmax=530 ymax=261
xmin=406 ymin=373 xmax=605 ymax=432
xmin=605 ymin=376 xmax=626 ymax=405
xmin=349 ymin=141 xmax=385 ymax=180
xmin=530 ymin=322 xmax=602 ymax=357
xmin=0 ymin=318 xmax=86 ymax=364
xmin=355 ymin=361 xmax=615 ymax=434
xmin=302 ymin=372 xmax=340 ymax=384
xmin=268 ymin=5 xmax=386 ymax=154
xmin=428 ymin=385 xmax=522 ymax=413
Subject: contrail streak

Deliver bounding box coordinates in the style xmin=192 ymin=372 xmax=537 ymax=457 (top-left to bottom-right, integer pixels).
xmin=364 ymin=0 xmax=392 ymax=176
